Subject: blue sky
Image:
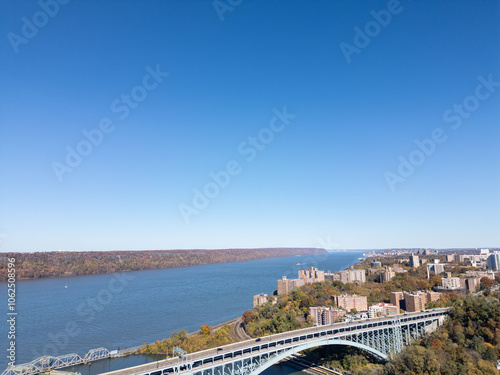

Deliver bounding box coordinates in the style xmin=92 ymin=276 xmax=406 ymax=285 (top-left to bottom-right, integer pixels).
xmin=0 ymin=0 xmax=499 ymax=252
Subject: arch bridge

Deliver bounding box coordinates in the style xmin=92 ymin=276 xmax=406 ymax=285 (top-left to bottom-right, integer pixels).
xmin=103 ymin=308 xmax=449 ymax=375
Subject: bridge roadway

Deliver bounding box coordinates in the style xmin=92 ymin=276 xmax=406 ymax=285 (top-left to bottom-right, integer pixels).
xmin=102 ymin=308 xmax=449 ymax=375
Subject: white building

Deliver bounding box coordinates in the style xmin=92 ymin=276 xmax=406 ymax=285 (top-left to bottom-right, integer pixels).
xmin=441 ymin=273 xmax=461 ymax=290
xmin=339 ymin=269 xmax=366 ymax=284
xmin=368 ymin=303 xmax=398 ymax=318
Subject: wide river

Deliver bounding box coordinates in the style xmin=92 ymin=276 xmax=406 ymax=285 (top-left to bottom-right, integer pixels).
xmin=0 ymin=251 xmax=364 ymax=372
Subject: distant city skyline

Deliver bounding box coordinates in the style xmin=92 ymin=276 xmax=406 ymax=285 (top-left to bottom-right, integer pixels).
xmin=1 ymin=1 xmax=499 ymax=252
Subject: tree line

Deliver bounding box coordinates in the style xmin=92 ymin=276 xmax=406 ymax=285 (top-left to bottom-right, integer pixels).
xmin=0 ymin=248 xmax=325 ymax=281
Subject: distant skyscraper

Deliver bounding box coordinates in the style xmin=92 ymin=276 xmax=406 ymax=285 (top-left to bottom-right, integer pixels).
xmin=446 ymin=254 xmax=457 ymax=263
xmin=487 ymin=252 xmax=500 ymax=270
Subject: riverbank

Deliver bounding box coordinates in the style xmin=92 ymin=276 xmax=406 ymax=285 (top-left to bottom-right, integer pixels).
xmin=0 ymin=248 xmax=327 ymax=281
xmin=129 ymin=255 xmax=368 ymax=357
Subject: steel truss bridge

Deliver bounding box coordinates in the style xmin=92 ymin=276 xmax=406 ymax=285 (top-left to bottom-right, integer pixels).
xmin=103 ymin=308 xmax=449 ymax=375
xmin=2 ymin=347 xmax=110 ymax=375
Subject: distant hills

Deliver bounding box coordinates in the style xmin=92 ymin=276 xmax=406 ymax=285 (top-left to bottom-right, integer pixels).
xmin=0 ymin=248 xmax=326 ymax=281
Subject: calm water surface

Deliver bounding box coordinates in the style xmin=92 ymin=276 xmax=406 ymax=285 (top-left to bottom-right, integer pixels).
xmin=0 ymin=251 xmax=363 ymax=371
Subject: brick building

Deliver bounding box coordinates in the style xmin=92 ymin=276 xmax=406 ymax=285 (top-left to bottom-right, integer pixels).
xmin=404 ymin=292 xmax=427 ymax=312
xmin=334 ymin=294 xmax=368 ymax=312
xmin=309 ymin=306 xmax=346 ymax=325
xmin=299 ymin=267 xmax=325 ymax=284
xmin=277 ymin=276 xmax=304 ymax=295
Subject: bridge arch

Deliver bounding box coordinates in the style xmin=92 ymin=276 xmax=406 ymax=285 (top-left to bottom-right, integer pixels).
xmin=248 ymin=338 xmax=387 ymax=375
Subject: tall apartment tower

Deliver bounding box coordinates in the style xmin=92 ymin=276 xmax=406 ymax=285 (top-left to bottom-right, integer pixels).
xmin=390 ymin=291 xmax=405 ymax=311
xmin=410 ymin=254 xmax=419 ymax=268
xmin=298 ymin=267 xmax=325 ymax=284
xmin=404 ymin=292 xmax=426 ymax=312
xmin=277 ymin=276 xmax=305 ymax=295
xmin=487 ymin=252 xmax=500 ymax=270
xmin=339 ymin=269 xmax=366 ymax=284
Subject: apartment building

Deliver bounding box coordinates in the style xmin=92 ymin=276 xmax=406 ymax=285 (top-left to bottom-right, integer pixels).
xmin=253 ymin=293 xmax=276 ymax=308
xmin=466 ymin=270 xmax=495 ymax=280
xmin=339 ymin=268 xmax=366 ymax=284
xmin=368 ymin=303 xmax=398 ymax=318
xmin=380 ymin=267 xmax=395 ymax=282
xmin=325 ymin=271 xmax=340 ymax=282
xmin=309 ymin=306 xmax=346 ymax=325
xmin=299 ymin=267 xmax=325 ymax=284
xmin=446 ymin=254 xmax=457 ymax=263
xmin=334 ymin=294 xmax=368 ymax=312
xmin=463 ymin=277 xmax=481 ymax=292
xmin=441 ymin=272 xmax=461 ymax=290
xmin=410 ymin=255 xmax=419 ymax=268
xmin=392 ymin=264 xmax=404 ymax=273
xmin=404 ymin=292 xmax=427 ymax=312
xmin=277 ymin=276 xmax=305 ymax=295
xmin=390 ymin=291 xmax=405 ymax=311
xmin=487 ymin=252 xmax=500 ymax=270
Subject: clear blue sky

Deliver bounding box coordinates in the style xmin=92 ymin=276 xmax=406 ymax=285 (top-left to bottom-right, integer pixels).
xmin=1 ymin=0 xmax=499 ymax=252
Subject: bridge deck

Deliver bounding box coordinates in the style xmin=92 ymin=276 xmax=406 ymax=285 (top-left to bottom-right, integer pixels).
xmin=101 ymin=308 xmax=449 ymax=375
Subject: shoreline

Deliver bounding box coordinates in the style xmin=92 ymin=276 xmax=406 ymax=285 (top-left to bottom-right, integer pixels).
xmin=123 ymin=254 xmax=365 ymax=358
xmin=0 ymin=248 xmax=328 ymax=282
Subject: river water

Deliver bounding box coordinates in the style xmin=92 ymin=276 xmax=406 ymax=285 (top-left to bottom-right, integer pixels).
xmin=0 ymin=251 xmax=364 ymax=372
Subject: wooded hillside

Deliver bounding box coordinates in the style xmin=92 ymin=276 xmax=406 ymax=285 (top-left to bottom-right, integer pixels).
xmin=0 ymin=248 xmax=325 ymax=281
